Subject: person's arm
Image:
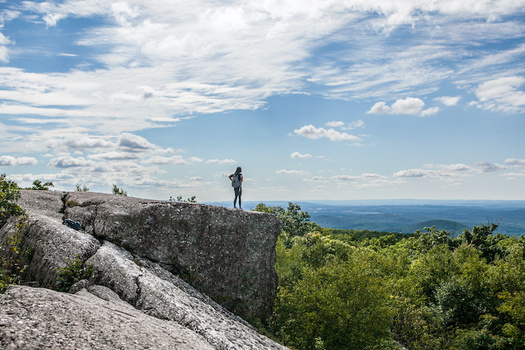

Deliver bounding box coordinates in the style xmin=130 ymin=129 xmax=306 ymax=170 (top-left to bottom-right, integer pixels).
xmin=240 ymin=174 xmax=243 ymax=183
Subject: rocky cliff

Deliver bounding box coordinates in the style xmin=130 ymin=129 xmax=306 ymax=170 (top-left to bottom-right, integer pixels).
xmin=0 ymin=190 xmax=287 ymax=350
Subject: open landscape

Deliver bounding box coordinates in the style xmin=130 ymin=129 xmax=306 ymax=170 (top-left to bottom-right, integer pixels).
xmin=212 ymin=200 xmax=525 ymax=236
xmin=1 ymin=1 xmax=525 ymax=349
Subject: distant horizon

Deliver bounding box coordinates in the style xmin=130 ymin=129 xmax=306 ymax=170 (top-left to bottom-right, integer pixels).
xmin=206 ymin=198 xmax=525 ymax=207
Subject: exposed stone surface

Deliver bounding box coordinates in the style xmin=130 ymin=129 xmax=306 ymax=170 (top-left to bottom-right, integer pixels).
xmin=0 ymin=213 xmax=100 ymax=288
xmin=87 ymin=242 xmax=285 ymax=349
xmin=0 ymin=285 xmax=214 ymax=350
xmin=15 ymin=190 xmax=65 ymax=221
xmin=64 ymin=191 xmax=281 ymax=321
xmin=0 ymin=190 xmax=287 ymax=349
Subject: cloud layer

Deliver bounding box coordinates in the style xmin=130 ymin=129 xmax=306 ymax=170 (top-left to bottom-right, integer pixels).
xmin=0 ymin=0 xmax=524 ymax=200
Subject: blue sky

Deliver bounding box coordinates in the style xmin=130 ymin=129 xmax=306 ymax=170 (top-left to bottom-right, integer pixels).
xmin=0 ymin=0 xmax=524 ymax=202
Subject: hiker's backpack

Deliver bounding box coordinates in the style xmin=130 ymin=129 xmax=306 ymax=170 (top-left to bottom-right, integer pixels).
xmin=231 ymin=174 xmax=241 ymax=188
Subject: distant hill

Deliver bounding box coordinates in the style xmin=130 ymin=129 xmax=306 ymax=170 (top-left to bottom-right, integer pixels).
xmin=398 ymin=220 xmax=469 ymax=236
xmin=208 ymin=200 xmax=525 ymax=236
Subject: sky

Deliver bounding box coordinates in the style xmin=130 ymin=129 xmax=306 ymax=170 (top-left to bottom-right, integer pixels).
xmin=0 ymin=0 xmax=524 ymax=203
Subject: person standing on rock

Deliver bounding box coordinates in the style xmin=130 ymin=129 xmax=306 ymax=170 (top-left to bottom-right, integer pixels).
xmin=228 ymin=167 xmax=243 ymax=209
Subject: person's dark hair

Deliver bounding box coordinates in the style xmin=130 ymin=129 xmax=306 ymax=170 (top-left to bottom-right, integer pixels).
xmin=235 ymin=167 xmax=242 ymax=174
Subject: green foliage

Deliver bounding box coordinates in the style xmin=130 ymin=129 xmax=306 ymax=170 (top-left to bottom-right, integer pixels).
xmin=0 ymin=174 xmax=29 ymax=293
xmin=330 ymin=228 xmax=412 ymax=244
xmin=112 ymin=184 xmax=127 ymax=196
xmin=0 ymin=174 xmax=25 ymax=225
xmin=270 ymin=233 xmax=392 ymax=349
xmin=75 ymin=184 xmax=89 ymax=192
xmin=169 ymin=195 xmax=197 ymax=203
xmin=254 ymin=202 xmax=321 ymax=239
xmin=29 ymin=179 xmax=54 ymax=190
xmin=269 ymin=222 xmax=525 ymax=350
xmin=65 ymin=200 xmax=80 ymax=208
xmin=498 ymin=292 xmax=525 ymax=348
xmin=55 ymin=255 xmax=93 ymax=292
xmin=0 ymin=222 xmax=29 ymax=293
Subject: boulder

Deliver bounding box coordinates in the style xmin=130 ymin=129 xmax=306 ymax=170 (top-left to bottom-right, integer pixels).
xmin=0 ymin=190 xmax=288 ymax=349
xmin=15 ymin=190 xmax=65 ymax=221
xmin=86 ymin=241 xmax=286 ymax=349
xmin=0 ymin=285 xmax=214 ymax=350
xmin=64 ymin=191 xmax=281 ymax=321
xmin=0 ymin=213 xmax=100 ymax=288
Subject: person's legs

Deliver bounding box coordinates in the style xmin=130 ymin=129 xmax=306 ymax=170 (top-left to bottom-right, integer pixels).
xmin=238 ymin=187 xmax=242 ymax=209
xmin=234 ymin=187 xmax=240 ymax=208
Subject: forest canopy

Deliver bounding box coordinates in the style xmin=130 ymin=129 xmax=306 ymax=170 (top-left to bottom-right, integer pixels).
xmin=255 ymin=202 xmax=525 ymax=350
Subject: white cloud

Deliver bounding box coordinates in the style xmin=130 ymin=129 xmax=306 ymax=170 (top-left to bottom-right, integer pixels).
xmin=331 ymin=175 xmax=359 ymax=181
xmin=391 ymin=97 xmax=426 ymax=115
xmin=46 ymin=136 xmax=115 ymax=152
xmin=441 ymin=163 xmax=471 ymax=172
xmin=346 ymin=120 xmax=365 ymax=129
xmin=326 ymin=121 xmax=345 ymax=128
xmin=291 ymin=152 xmax=312 ymax=159
xmin=206 ymin=159 xmax=236 ymax=165
xmin=393 ymin=169 xmax=433 ymax=178
xmin=331 ymin=173 xmax=384 ymax=181
xmin=420 ymin=107 xmax=441 ymax=116
xmin=326 ymin=120 xmax=365 ymax=130
xmin=276 ymin=169 xmax=309 ymax=176
xmin=305 ymin=176 xmax=327 ymax=183
xmin=368 ymin=97 xmax=438 ymax=117
xmin=435 ymin=96 xmax=461 ymax=106
xmin=368 ymin=101 xmax=391 ymax=114
xmin=505 ymin=158 xmax=525 ymax=165
xmin=0 ymin=155 xmax=38 ymax=166
xmin=394 ymin=162 xmax=505 ymax=179
xmin=88 ymin=152 xmax=140 ymax=161
xmin=118 ymin=133 xmax=158 ymax=152
xmin=475 ymin=161 xmax=506 ymax=172
xmin=0 ymin=32 xmax=11 ymax=63
xmin=293 ymin=124 xmax=362 ymax=142
xmin=142 ymin=155 xmax=189 ymax=165
xmin=0 ymin=0 xmax=524 ymax=200
xmin=473 ymin=76 xmax=525 ymax=113
xmin=48 ymin=156 xmax=93 ymax=168
xmin=502 ymin=171 xmax=525 ymax=178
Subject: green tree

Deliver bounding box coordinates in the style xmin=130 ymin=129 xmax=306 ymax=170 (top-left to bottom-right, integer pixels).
xmin=169 ymin=195 xmax=197 ymax=203
xmin=254 ymin=202 xmax=321 ymax=238
xmin=55 ymin=255 xmax=93 ymax=292
xmin=271 ymin=236 xmax=392 ymax=349
xmin=112 ymin=184 xmax=127 ymax=196
xmin=30 ymin=179 xmax=54 ymax=190
xmin=0 ymin=174 xmax=25 ymax=225
xmin=0 ymin=174 xmax=28 ymax=293
xmin=75 ymin=184 xmax=89 ymax=192
xmin=270 ymin=223 xmax=525 ymax=349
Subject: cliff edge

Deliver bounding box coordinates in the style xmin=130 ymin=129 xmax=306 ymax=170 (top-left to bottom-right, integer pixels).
xmin=0 ymin=190 xmax=286 ymax=349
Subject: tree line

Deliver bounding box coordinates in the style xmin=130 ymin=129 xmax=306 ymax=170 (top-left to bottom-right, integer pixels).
xmin=255 ymin=202 xmax=525 ymax=350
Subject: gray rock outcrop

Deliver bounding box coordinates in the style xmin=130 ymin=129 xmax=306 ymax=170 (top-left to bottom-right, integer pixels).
xmin=0 ymin=285 xmax=215 ymax=350
xmin=0 ymin=190 xmax=287 ymax=350
xmin=64 ymin=191 xmax=281 ymax=321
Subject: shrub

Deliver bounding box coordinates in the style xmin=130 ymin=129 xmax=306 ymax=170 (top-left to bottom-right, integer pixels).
xmin=29 ymin=179 xmax=54 ymax=190
xmin=75 ymin=184 xmax=89 ymax=192
xmin=112 ymin=184 xmax=127 ymax=196
xmin=0 ymin=174 xmax=25 ymax=226
xmin=0 ymin=175 xmax=28 ymax=293
xmin=65 ymin=200 xmax=80 ymax=208
xmin=55 ymin=255 xmax=93 ymax=292
xmin=270 ymin=235 xmax=392 ymax=350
